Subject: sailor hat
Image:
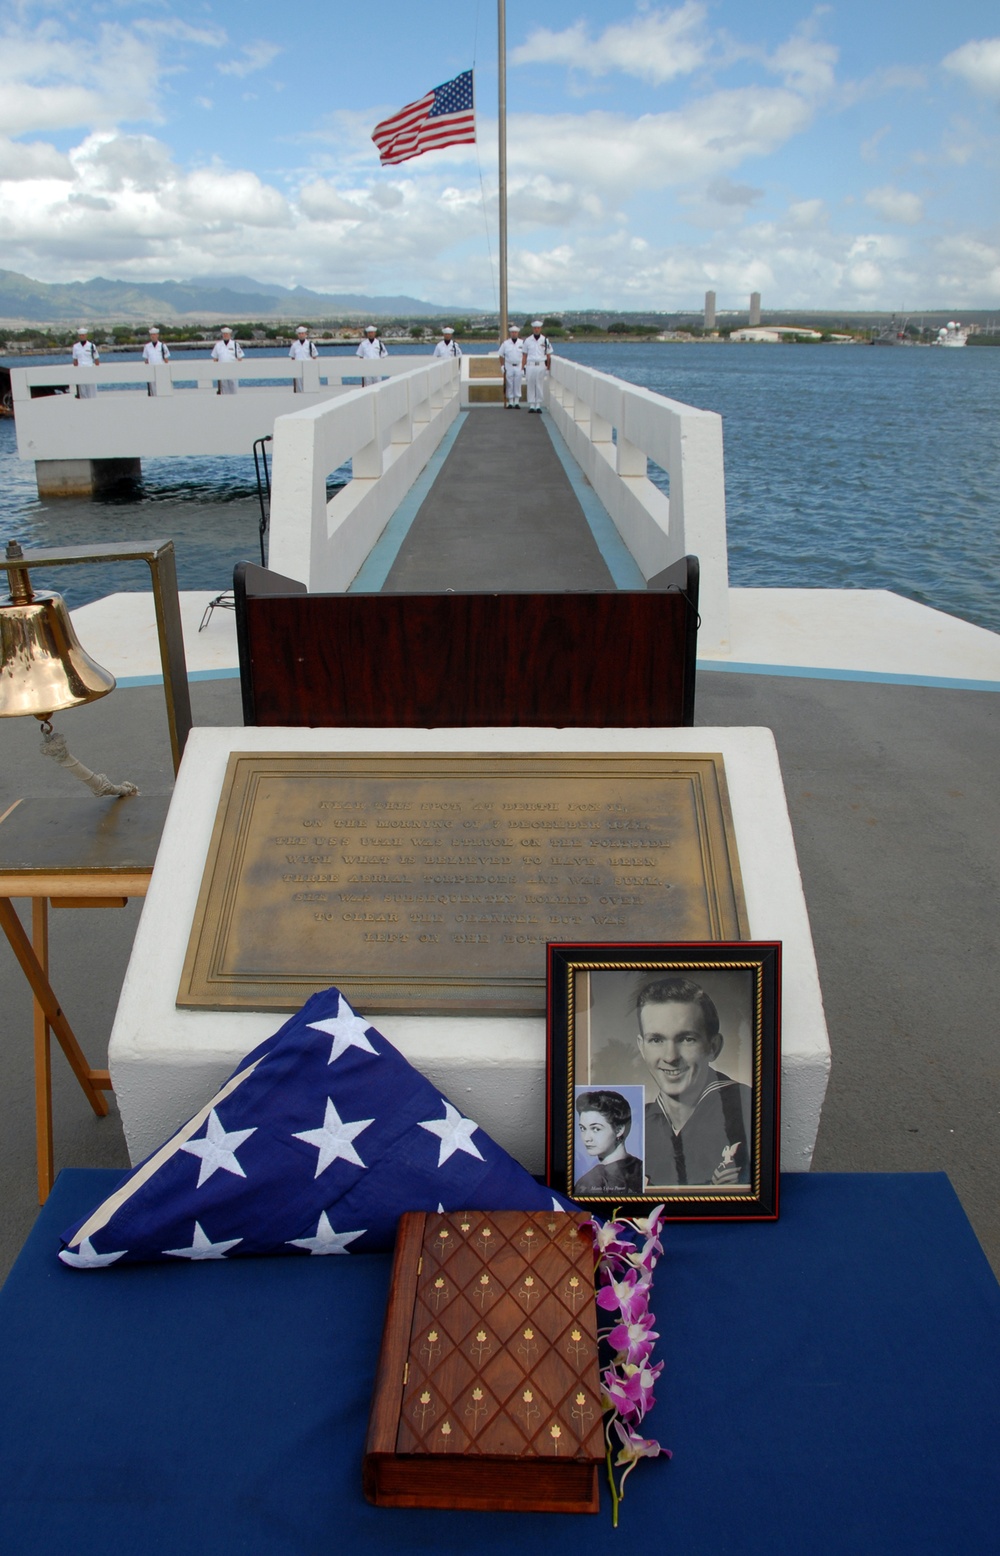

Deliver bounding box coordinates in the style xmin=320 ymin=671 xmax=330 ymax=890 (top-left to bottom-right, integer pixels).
xmin=443 ymin=326 xmax=454 ymax=335
xmin=149 ymin=326 xmax=160 ymax=334
xmin=531 ymin=320 xmax=543 ymax=328
xmin=296 ymin=325 xmax=308 ymax=334
xmin=365 ymin=324 xmax=377 ymax=332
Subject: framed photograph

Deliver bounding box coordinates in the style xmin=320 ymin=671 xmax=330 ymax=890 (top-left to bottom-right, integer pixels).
xmin=546 ymin=942 xmax=780 ymax=1220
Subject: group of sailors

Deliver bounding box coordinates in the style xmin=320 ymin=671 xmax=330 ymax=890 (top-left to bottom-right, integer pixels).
xmin=497 ymin=321 xmax=552 ymax=411
xmin=69 ymin=318 xmax=554 ymax=406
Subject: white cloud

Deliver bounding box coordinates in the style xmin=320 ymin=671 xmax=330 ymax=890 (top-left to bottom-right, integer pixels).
xmin=181 ymin=167 xmax=290 ymax=227
xmin=71 ymin=133 xmax=174 ymax=194
xmin=0 ymin=136 xmax=72 ymax=181
xmin=0 ymin=22 xmax=162 ymax=135
xmin=135 ymin=19 xmax=228 ymax=50
xmin=767 ymin=32 xmax=838 ymax=97
xmin=219 ymin=42 xmax=283 ymax=80
xmin=931 ymin=233 xmax=1000 ymax=299
xmin=298 ymin=180 xmax=365 ymax=221
xmin=860 ymin=125 xmax=890 ymax=163
xmin=788 ymin=198 xmax=826 ymax=227
xmin=943 ymin=37 xmax=1000 ymax=97
xmin=510 ymin=88 xmax=814 ymax=196
xmin=864 ymin=185 xmax=924 ymax=225
xmin=512 ymin=2 xmax=710 ymax=85
xmin=707 ymin=177 xmax=764 ymax=207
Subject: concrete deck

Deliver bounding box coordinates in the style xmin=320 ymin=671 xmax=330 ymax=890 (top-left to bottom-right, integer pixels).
xmin=2 ymin=670 xmax=997 ymax=1283
xmin=72 ymin=583 xmax=1000 ymax=693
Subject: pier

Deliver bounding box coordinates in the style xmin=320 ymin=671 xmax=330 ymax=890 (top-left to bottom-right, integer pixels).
xmin=2 ymin=354 xmax=1000 ymax=1281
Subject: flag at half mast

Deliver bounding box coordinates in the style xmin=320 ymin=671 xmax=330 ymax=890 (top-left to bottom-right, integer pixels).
xmin=372 ymin=69 xmax=475 ymax=166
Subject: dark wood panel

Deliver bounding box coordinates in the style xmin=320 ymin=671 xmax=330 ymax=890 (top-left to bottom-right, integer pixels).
xmin=240 ymin=586 xmax=697 ymax=727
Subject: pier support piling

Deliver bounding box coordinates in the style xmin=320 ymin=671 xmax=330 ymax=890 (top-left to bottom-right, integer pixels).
xmin=35 ymin=458 xmax=142 ymax=500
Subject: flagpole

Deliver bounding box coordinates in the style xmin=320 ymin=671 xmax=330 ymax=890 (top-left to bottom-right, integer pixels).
xmin=497 ymin=0 xmax=508 ymax=337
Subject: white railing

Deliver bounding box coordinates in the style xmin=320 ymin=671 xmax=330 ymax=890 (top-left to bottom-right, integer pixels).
xmin=547 ymin=358 xmax=730 ymax=654
xmin=267 ymin=358 xmax=461 ymax=591
xmin=10 ymin=355 xmax=442 ymax=463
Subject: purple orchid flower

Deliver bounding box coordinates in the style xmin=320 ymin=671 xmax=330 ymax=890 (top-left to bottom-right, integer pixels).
xmin=607 ymin=1310 xmax=660 ymax=1366
xmin=612 ymin=1415 xmax=667 ymax=1464
xmin=592 ymin=1204 xmax=669 ymax=1525
xmin=595 ymin=1266 xmax=652 ymax=1325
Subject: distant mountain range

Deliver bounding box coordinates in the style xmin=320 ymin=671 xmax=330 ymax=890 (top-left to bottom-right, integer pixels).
xmin=0 ymin=270 xmax=461 ymax=324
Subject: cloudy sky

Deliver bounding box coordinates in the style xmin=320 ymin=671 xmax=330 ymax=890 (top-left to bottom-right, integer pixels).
xmin=1 ymin=0 xmax=998 ymax=311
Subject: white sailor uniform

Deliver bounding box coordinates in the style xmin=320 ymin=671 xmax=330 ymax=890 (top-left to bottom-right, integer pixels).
xmin=356 ymin=336 xmax=388 ymax=386
xmin=289 ymin=335 xmax=319 ymax=391
xmin=498 ymin=336 xmax=523 ymax=406
xmin=142 ymin=338 xmax=170 ymax=396
xmin=433 ymin=338 xmax=462 ymax=358
xmin=72 ymin=338 xmax=99 ymax=398
xmin=211 ymin=337 xmax=244 ymax=394
xmin=523 ymin=331 xmax=551 ymax=411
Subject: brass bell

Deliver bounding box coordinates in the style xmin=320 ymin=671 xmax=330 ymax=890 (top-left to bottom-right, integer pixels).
xmin=0 ymin=546 xmax=115 ymax=720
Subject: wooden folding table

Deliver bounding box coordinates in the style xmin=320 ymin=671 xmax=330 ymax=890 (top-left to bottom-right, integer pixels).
xmin=0 ymin=794 xmax=168 ymax=1201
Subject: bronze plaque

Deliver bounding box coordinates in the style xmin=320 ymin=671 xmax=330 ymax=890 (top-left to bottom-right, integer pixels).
xmin=178 ymin=752 xmax=748 ymax=1014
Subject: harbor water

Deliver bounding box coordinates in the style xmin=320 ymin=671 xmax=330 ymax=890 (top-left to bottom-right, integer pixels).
xmin=1 ymin=342 xmax=997 ymax=633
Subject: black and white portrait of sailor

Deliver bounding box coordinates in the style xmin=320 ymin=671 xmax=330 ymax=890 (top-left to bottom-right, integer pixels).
xmin=637 ymin=977 xmax=752 ymax=1188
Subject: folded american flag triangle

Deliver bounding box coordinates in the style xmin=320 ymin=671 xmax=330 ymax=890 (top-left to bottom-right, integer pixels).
xmin=60 ymin=988 xmax=574 ymax=1268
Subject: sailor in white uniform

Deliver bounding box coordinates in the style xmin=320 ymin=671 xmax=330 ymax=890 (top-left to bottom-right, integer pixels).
xmin=356 ymin=324 xmax=388 ymax=386
xmin=211 ymin=326 xmax=244 ymax=394
xmin=72 ymin=327 xmax=99 ymax=398
xmin=289 ymin=324 xmax=319 ymax=391
xmin=142 ymin=326 xmax=170 ymax=396
xmin=433 ymin=326 xmax=461 ymax=359
xmin=498 ymin=323 xmax=523 ymax=408
xmin=522 ymin=320 xmax=551 ymax=412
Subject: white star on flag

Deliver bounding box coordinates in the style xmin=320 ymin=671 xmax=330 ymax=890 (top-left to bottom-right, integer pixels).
xmin=180 ymin=1108 xmax=256 ymax=1187
xmin=58 ymin=1236 xmax=127 ymax=1269
xmin=286 ymin=1212 xmax=367 ymax=1255
xmin=418 ymin=1100 xmax=485 ymax=1167
xmin=308 ymin=998 xmax=380 ymax=1065
xmin=163 ymin=1222 xmax=243 ymax=1260
xmin=293 ymin=1097 xmax=374 ymax=1177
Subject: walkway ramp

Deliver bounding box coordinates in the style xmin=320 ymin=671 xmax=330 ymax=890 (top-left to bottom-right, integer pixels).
xmin=379 ymin=412 xmax=616 ymax=592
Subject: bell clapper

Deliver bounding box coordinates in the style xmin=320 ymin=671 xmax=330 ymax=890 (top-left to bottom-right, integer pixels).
xmin=37 ymin=717 xmax=139 ymax=799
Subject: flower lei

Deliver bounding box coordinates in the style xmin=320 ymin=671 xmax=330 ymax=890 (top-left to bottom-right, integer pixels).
xmin=592 ymin=1205 xmax=670 ymax=1526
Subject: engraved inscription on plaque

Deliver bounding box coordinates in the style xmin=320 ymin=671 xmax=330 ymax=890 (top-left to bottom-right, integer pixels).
xmin=178 ymin=753 xmax=748 ymax=1015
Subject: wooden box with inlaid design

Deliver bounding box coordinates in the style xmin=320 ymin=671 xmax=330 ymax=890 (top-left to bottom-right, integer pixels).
xmin=363 ymin=1209 xmax=605 ymax=1513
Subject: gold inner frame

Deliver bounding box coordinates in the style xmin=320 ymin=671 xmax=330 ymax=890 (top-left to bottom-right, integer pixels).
xmin=565 ymin=956 xmax=767 ymax=1205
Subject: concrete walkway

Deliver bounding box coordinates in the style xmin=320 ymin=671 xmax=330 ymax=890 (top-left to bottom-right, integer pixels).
xmin=376 ymin=410 xmax=619 ymax=593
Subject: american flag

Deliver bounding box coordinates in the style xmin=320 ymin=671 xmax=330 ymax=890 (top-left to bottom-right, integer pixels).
xmin=372 ymin=69 xmax=475 ymax=166
xmin=59 ymin=986 xmax=572 ymax=1268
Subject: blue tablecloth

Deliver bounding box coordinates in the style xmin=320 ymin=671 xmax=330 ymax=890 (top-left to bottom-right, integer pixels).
xmin=1 ymin=1170 xmax=998 ymax=1554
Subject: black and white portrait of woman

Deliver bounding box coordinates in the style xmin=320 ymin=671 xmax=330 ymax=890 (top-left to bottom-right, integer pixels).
xmin=572 ymin=1086 xmax=645 ymax=1196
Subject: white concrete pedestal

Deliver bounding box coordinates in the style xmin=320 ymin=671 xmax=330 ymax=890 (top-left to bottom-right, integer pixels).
xmin=110 ymin=727 xmax=830 ymax=1174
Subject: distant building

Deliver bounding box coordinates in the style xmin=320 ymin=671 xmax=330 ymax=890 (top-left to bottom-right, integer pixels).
xmin=704 ymin=291 xmax=716 ymax=330
xmin=730 ymin=326 xmax=822 ymax=343
xmin=749 ymin=292 xmax=761 ymax=327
